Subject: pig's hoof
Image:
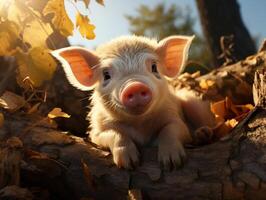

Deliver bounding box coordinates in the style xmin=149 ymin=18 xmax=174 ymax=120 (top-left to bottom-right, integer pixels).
xmin=112 ymin=143 xmax=139 ymax=169
xmin=158 ymin=140 xmax=186 ymax=170
xmin=193 ymin=126 xmax=213 ymax=145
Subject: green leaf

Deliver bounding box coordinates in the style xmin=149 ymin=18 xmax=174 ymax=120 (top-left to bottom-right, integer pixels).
xmin=0 ymin=21 xmax=20 ymax=56
xmin=43 ymin=0 xmax=74 ymax=37
xmin=96 ymin=0 xmax=104 ymax=6
xmin=15 ymin=47 xmax=57 ymax=87
xmin=76 ymin=13 xmax=95 ymax=40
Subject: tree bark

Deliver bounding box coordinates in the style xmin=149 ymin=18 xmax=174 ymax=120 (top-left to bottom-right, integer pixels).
xmin=0 ymin=52 xmax=266 ymax=199
xmin=195 ymin=0 xmax=256 ymax=67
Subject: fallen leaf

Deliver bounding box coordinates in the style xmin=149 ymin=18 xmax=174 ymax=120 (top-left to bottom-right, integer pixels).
xmin=128 ymin=189 xmax=142 ymax=200
xmin=211 ymin=97 xmax=254 ymax=140
xmin=0 ymin=91 xmax=26 ymax=112
xmin=211 ymin=99 xmax=227 ymax=120
xmin=43 ymin=0 xmax=74 ymax=37
xmin=15 ymin=47 xmax=57 ymax=87
xmin=76 ymin=13 xmax=95 ymax=40
xmin=199 ymin=79 xmax=215 ymax=90
xmin=81 ymin=159 xmax=94 ymax=189
xmin=48 ymin=108 xmax=71 ymax=119
xmin=0 ymin=113 xmax=4 ymax=128
xmin=27 ymin=102 xmax=41 ymax=114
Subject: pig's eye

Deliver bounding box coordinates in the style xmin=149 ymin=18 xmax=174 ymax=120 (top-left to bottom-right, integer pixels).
xmin=151 ymin=63 xmax=158 ymax=73
xmin=151 ymin=62 xmax=160 ymax=78
xmin=103 ymin=70 xmax=111 ymax=80
xmin=102 ymin=69 xmax=112 ymax=86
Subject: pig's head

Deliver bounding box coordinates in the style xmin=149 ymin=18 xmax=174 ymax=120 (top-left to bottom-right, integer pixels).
xmin=52 ymin=35 xmax=193 ymax=118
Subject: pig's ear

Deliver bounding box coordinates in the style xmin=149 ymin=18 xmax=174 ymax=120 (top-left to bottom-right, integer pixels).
xmin=156 ymin=35 xmax=194 ymax=78
xmin=51 ymin=47 xmax=100 ymax=91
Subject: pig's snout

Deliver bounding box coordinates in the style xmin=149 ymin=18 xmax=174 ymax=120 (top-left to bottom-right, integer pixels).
xmin=120 ymin=82 xmax=152 ymax=111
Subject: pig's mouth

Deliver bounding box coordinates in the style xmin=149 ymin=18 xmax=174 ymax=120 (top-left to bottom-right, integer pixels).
xmin=111 ymin=97 xmax=153 ymax=116
xmin=124 ymin=103 xmax=152 ymax=116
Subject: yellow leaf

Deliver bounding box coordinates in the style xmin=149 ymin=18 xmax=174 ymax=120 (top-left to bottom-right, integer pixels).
xmin=23 ymin=19 xmax=53 ymax=48
xmin=16 ymin=47 xmax=57 ymax=87
xmin=76 ymin=13 xmax=95 ymax=40
xmin=211 ymin=99 xmax=227 ymax=119
xmin=48 ymin=108 xmax=71 ymax=119
xmin=225 ymin=119 xmax=238 ymax=128
xmin=199 ymin=79 xmax=215 ymax=90
xmin=0 ymin=113 xmax=4 ymax=128
xmin=0 ymin=0 xmax=9 ymax=18
xmin=25 ymin=0 xmax=48 ymax=12
xmin=83 ymin=0 xmax=90 ymax=8
xmin=43 ymin=0 xmax=74 ymax=37
xmin=0 ymin=91 xmax=26 ymax=112
xmin=96 ymin=0 xmax=104 ymax=6
xmin=0 ymin=21 xmax=20 ymax=56
xmin=7 ymin=0 xmax=30 ymax=25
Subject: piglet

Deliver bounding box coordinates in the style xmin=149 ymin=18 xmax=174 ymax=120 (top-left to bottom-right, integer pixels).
xmin=52 ymin=35 xmax=215 ymax=169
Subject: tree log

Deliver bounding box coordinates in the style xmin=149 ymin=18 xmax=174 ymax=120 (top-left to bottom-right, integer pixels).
xmin=172 ymin=51 xmax=266 ymax=104
xmin=0 ymin=70 xmax=266 ymax=199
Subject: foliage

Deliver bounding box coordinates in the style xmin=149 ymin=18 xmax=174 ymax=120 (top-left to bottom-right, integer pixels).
xmin=126 ymin=3 xmax=212 ymax=71
xmin=0 ymin=0 xmax=103 ymax=88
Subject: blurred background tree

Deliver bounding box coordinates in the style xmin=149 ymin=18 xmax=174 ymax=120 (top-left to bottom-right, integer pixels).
xmin=126 ymin=3 xmax=213 ymax=73
xmin=196 ymin=0 xmax=256 ymax=67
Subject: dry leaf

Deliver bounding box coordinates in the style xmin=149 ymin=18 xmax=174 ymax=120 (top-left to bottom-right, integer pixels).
xmin=81 ymin=159 xmax=94 ymax=189
xmin=128 ymin=189 xmax=142 ymax=200
xmin=43 ymin=0 xmax=74 ymax=37
xmin=27 ymin=102 xmax=41 ymax=114
xmin=211 ymin=97 xmax=254 ymax=140
xmin=76 ymin=13 xmax=95 ymax=40
xmin=16 ymin=47 xmax=57 ymax=87
xmin=0 ymin=91 xmax=26 ymax=111
xmin=48 ymin=108 xmax=71 ymax=119
xmin=23 ymin=19 xmax=53 ymax=48
xmin=0 ymin=113 xmax=4 ymax=128
xmin=211 ymin=99 xmax=227 ymax=120
xmin=199 ymin=79 xmax=215 ymax=90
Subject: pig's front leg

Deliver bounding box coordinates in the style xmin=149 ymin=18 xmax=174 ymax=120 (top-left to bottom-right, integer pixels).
xmin=90 ymin=130 xmax=139 ymax=169
xmin=158 ymin=119 xmax=192 ymax=170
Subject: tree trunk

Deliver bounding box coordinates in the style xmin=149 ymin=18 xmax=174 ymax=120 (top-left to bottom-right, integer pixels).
xmin=0 ymin=51 xmax=266 ymax=199
xmin=195 ymin=0 xmax=256 ymax=67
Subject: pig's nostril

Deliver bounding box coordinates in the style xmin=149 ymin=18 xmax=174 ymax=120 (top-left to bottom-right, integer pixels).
xmin=141 ymin=91 xmax=147 ymax=97
xmin=128 ymin=94 xmax=134 ymax=100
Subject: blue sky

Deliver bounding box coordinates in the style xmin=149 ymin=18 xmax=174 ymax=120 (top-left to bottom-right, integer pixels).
xmin=66 ymin=0 xmax=266 ymax=49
